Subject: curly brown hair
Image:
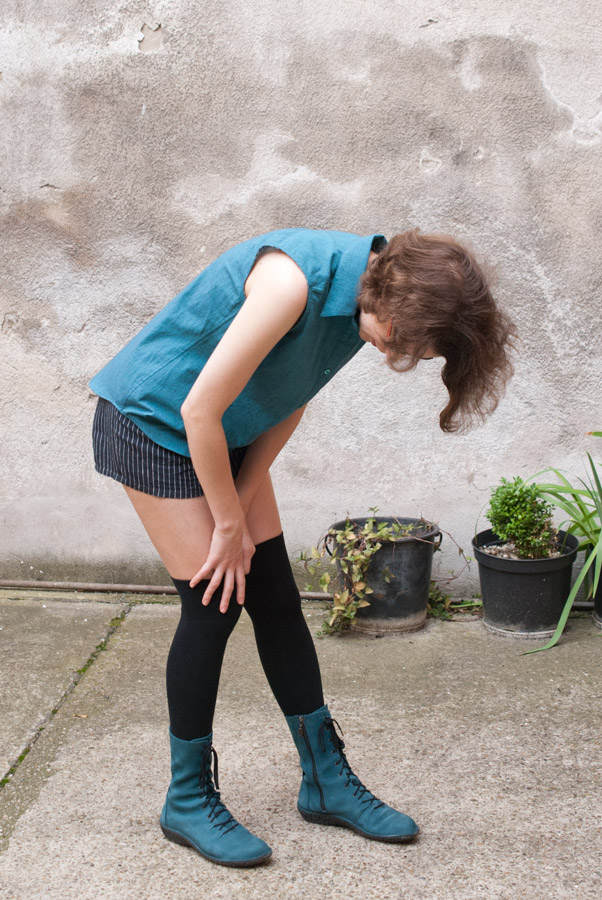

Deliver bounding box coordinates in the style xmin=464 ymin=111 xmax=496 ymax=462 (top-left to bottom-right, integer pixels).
xmin=357 ymin=229 xmax=517 ymax=432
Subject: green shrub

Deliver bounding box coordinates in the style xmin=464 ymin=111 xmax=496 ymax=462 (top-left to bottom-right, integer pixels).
xmin=487 ymin=476 xmax=555 ymax=559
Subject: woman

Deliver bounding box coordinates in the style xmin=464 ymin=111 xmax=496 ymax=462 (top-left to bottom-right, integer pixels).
xmin=90 ymin=227 xmax=515 ymax=867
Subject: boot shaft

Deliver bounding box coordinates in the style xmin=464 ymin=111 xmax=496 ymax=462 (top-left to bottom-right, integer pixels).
xmin=165 ymin=731 xmax=215 ymax=810
xmin=285 ymin=705 xmax=340 ymax=811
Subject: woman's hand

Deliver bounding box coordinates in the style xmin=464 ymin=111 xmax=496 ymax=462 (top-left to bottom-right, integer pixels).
xmin=190 ymin=521 xmax=256 ymax=612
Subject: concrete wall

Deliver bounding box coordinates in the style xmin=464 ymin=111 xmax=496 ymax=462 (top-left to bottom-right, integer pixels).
xmin=1 ymin=1 xmax=601 ymax=591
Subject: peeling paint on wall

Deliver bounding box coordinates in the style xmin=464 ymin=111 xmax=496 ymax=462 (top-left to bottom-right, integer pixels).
xmin=138 ymin=24 xmax=163 ymax=53
xmin=2 ymin=312 xmax=19 ymax=333
xmin=419 ymin=149 xmax=442 ymax=174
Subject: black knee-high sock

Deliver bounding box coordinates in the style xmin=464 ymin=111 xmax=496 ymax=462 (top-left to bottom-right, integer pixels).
xmin=244 ymin=533 xmax=324 ymax=715
xmin=166 ymin=579 xmax=242 ymax=740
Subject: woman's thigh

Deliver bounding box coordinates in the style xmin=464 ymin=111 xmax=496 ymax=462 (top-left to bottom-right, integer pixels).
xmin=123 ymin=473 xmax=282 ymax=580
xmin=245 ymin=473 xmax=282 ymax=546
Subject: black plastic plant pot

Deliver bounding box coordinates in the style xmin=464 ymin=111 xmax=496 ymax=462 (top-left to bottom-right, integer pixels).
xmin=472 ymin=529 xmax=579 ymax=638
xmin=328 ymin=517 xmax=441 ymax=635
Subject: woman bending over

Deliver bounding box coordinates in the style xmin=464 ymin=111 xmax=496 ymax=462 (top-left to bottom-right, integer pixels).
xmin=90 ymin=227 xmax=515 ymax=867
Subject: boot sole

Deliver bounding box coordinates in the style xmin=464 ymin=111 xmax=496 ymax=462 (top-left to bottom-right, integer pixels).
xmin=298 ymin=808 xmax=419 ymax=843
xmin=160 ymin=823 xmax=272 ymax=868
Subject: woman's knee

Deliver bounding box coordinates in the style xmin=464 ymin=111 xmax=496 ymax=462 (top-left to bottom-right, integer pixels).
xmin=244 ymin=533 xmax=302 ymax=620
xmin=173 ymin=578 xmax=243 ymax=632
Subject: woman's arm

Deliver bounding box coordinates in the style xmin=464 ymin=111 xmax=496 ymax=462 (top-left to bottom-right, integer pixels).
xmin=181 ymin=250 xmax=308 ymax=609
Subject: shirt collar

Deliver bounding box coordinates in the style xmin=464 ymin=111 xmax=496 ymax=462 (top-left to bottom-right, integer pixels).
xmin=321 ymin=233 xmax=387 ymax=318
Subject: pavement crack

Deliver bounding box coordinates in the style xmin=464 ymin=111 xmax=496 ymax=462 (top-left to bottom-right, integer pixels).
xmin=0 ymin=602 xmax=132 ymax=790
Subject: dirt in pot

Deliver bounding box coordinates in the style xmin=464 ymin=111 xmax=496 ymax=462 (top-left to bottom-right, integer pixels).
xmin=480 ymin=541 xmax=564 ymax=560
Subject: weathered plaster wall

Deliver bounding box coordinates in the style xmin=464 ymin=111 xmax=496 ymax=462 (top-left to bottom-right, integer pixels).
xmin=1 ymin=1 xmax=601 ymax=589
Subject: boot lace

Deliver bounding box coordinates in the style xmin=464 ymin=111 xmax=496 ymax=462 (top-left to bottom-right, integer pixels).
xmin=198 ymin=745 xmax=239 ymax=835
xmin=319 ymin=718 xmax=384 ymax=810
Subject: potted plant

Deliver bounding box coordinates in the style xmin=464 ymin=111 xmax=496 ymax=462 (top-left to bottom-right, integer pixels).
xmin=472 ymin=476 xmax=579 ymax=638
xmin=303 ymin=513 xmax=441 ymax=635
xmin=534 ymin=431 xmax=602 ymax=645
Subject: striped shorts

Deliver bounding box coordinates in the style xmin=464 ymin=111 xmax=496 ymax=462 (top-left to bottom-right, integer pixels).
xmin=92 ymin=398 xmax=247 ymax=499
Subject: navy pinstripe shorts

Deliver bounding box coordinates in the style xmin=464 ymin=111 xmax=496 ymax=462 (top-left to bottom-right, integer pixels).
xmin=92 ymin=398 xmax=247 ymax=499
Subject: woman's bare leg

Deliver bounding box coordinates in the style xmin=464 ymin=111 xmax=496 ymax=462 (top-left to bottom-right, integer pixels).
xmin=123 ymin=473 xmax=282 ymax=581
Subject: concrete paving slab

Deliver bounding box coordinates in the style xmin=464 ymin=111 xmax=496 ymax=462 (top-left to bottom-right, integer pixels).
xmin=0 ymin=594 xmax=126 ymax=776
xmin=0 ymin=601 xmax=600 ymax=900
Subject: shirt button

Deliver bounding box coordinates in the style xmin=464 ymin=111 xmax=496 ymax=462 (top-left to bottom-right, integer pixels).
xmin=323 ymin=368 xmax=331 ymax=375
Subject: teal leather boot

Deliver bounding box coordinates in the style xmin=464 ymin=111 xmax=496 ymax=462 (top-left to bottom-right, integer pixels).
xmin=285 ymin=705 xmax=419 ymax=843
xmin=160 ymin=731 xmax=272 ymax=867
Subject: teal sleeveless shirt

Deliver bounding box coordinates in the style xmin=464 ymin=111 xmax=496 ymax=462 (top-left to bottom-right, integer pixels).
xmin=89 ymin=228 xmax=385 ymax=454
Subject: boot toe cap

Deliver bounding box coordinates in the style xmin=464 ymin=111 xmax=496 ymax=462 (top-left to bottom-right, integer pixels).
xmin=366 ymin=807 xmax=419 ymax=841
xmin=225 ymin=829 xmax=273 ymax=864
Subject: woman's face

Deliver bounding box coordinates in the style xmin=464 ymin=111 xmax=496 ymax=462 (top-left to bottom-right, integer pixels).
xmin=358 ymin=311 xmax=440 ymax=360
xmin=357 ymin=311 xmax=391 ymax=353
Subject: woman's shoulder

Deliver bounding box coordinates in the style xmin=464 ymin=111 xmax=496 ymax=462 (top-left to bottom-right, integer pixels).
xmin=221 ymin=228 xmax=365 ymax=292
xmin=221 ymin=227 xmax=361 ymax=261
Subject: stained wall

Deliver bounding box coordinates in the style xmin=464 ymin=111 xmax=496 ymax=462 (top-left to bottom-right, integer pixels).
xmin=1 ymin=1 xmax=601 ymax=589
